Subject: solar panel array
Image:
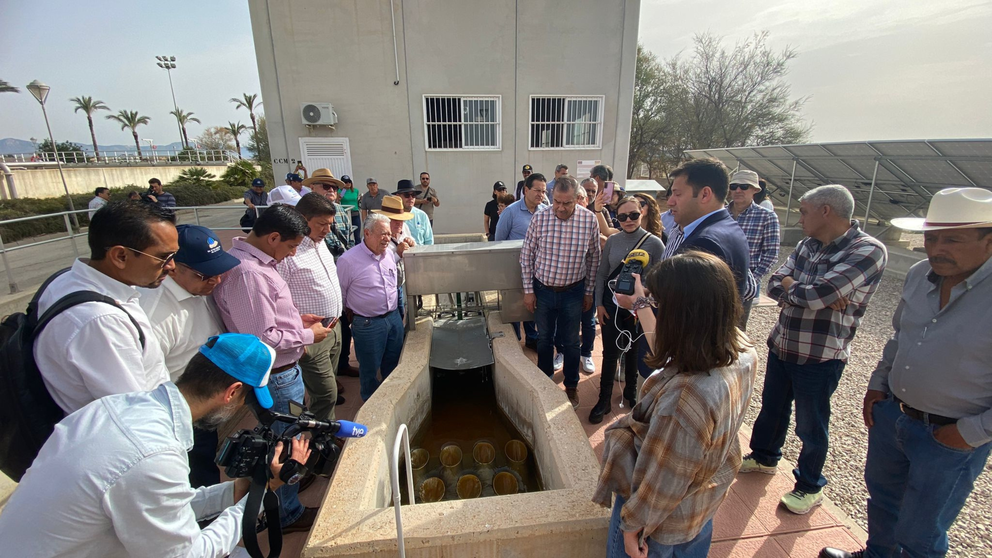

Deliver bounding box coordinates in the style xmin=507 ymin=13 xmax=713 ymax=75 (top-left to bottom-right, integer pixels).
xmin=685 ymin=139 xmax=992 ymax=225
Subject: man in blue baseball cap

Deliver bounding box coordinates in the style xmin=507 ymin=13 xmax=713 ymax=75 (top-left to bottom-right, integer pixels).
xmin=285 ymin=172 xmax=311 ymax=196
xmin=0 ymin=332 xmax=311 ymax=557
xmin=242 ymin=178 xmax=268 ymax=232
xmin=140 ymin=224 xmax=241 ymax=487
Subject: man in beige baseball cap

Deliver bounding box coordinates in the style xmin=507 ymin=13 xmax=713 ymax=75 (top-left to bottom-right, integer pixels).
xmin=822 ymin=187 xmax=992 ymax=558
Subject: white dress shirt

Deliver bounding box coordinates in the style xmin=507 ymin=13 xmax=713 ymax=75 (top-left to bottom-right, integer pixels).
xmin=0 ymin=383 xmax=246 ymax=558
xmin=276 ymin=235 xmax=343 ymax=319
xmin=33 ymin=259 xmax=169 ymax=414
xmin=139 ymin=277 xmax=226 ymax=381
xmin=87 ymin=196 xmax=107 ymax=219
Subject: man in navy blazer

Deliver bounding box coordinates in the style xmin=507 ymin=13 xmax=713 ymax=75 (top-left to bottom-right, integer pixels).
xmin=665 ymin=158 xmax=757 ymax=303
xmin=635 ymin=158 xmax=757 ymax=383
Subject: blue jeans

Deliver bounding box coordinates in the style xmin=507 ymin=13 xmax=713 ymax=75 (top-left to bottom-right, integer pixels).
xmin=749 ymin=351 xmax=845 ymax=493
xmin=533 ymin=279 xmax=583 ymax=388
xmin=267 ymin=364 xmax=306 ymax=527
xmin=864 ymin=398 xmax=992 ymax=558
xmin=581 ymin=305 xmax=595 ymax=358
xmin=607 ymin=493 xmax=712 ymax=558
xmin=351 ymin=309 xmax=404 ymax=401
xmin=511 ymin=321 xmax=538 ymax=342
xmin=351 ymin=213 xmax=361 ymax=245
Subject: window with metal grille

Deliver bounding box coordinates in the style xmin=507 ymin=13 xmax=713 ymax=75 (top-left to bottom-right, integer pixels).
xmin=424 ymin=95 xmax=500 ymax=150
xmin=529 ymin=96 xmax=603 ymax=149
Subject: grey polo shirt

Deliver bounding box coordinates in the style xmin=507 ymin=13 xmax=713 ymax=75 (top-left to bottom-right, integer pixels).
xmin=869 ymin=256 xmax=992 ymax=447
xmin=358 ymin=190 xmax=386 ymax=212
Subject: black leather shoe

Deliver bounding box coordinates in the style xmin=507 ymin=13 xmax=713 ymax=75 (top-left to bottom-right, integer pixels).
xmin=819 ymin=548 xmax=863 ymax=558
xmin=588 ymin=397 xmax=611 ymax=424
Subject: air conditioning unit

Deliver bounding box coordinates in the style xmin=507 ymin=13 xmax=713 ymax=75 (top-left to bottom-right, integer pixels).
xmin=301 ymin=103 xmax=338 ymax=126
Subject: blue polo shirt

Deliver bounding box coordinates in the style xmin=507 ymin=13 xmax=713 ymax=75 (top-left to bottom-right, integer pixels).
xmin=494 ymin=199 xmax=549 ymax=241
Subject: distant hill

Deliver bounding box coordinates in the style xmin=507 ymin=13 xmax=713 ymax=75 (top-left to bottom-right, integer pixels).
xmin=1 ymin=138 xmax=249 ymax=157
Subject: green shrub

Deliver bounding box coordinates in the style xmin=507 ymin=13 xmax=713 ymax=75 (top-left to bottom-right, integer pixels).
xmin=221 ymin=160 xmax=259 ymax=188
xmin=175 ymin=167 xmax=217 ymax=186
xmin=0 ymin=180 xmax=246 ymax=243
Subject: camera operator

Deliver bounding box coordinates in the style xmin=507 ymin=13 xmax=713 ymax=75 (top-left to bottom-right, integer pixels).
xmin=0 ymin=333 xmax=310 ymax=558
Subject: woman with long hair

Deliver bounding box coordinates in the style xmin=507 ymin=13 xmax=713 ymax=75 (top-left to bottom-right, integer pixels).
xmin=590 ymin=196 xmax=665 ymax=423
xmin=594 ymin=251 xmax=757 ymax=558
xmin=632 ymin=192 xmax=663 ymax=238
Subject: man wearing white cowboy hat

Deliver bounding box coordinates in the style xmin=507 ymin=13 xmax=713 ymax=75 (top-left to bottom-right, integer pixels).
xmin=821 ymin=187 xmax=992 ymax=558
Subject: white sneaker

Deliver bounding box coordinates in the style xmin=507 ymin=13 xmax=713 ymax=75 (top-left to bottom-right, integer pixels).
xmin=581 ymin=356 xmax=595 ymax=375
xmin=553 ymin=353 xmax=564 ymax=371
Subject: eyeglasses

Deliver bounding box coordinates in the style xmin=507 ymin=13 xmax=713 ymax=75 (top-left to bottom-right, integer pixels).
xmin=126 ymin=247 xmax=177 ymax=269
xmin=637 ymin=200 xmax=648 ymax=207
xmin=729 ymin=184 xmax=752 ymax=191
xmin=179 ymin=263 xmax=218 ymax=282
xmin=616 ymin=212 xmax=641 ymax=222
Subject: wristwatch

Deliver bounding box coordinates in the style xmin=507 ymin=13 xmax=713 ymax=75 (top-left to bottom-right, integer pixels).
xmin=279 ymin=459 xmax=307 ymax=486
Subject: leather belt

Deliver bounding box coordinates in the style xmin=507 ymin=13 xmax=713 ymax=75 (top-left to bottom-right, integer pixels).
xmin=538 ymin=279 xmax=583 ymax=293
xmin=355 ymin=309 xmax=396 ymax=320
xmin=894 ymin=397 xmax=956 ymax=426
xmin=272 ymin=361 xmax=298 ymax=374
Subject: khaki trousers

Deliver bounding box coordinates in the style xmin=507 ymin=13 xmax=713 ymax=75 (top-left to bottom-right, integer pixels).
xmin=299 ymin=321 xmax=342 ymax=421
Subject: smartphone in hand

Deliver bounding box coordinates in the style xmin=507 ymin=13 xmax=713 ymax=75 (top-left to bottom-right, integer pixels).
xmin=320 ymin=316 xmax=339 ymax=328
xmin=603 ymin=181 xmax=616 ymax=201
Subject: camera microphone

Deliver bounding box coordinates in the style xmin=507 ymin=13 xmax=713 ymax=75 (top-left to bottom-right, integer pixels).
xmin=615 ymin=249 xmax=649 ymax=295
xmin=330 ymin=419 xmax=368 ymax=438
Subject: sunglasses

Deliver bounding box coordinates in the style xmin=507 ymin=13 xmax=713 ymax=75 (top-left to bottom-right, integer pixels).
xmin=317 ymin=183 xmax=336 ymax=191
xmin=399 ymin=192 xmax=418 ymax=198
xmin=729 ymin=184 xmax=752 ymax=191
xmin=179 ymin=263 xmax=218 ymax=282
xmin=616 ymin=212 xmax=641 ymax=222
xmin=126 ymin=247 xmax=177 ymax=269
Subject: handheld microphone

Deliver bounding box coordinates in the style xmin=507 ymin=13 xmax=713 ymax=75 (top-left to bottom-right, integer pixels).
xmin=615 ymin=249 xmax=649 ymax=295
xmin=329 ymin=420 xmax=368 ymax=438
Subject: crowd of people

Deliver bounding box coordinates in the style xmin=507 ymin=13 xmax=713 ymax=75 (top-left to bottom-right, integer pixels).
xmin=6 ymin=157 xmax=991 ymax=558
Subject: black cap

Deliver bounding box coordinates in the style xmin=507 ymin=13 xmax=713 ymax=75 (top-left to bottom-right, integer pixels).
xmin=522 ymin=164 xmax=533 ymax=173
xmin=493 ymin=181 xmax=506 ymax=191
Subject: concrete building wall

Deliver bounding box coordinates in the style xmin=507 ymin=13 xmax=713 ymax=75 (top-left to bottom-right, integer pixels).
xmin=249 ymin=0 xmax=639 ymax=234
xmin=6 ymin=164 xmax=231 ymax=199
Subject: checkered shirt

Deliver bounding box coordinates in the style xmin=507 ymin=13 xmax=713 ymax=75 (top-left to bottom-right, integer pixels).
xmin=276 ymin=236 xmax=343 ymax=319
xmin=520 ymin=205 xmax=601 ymax=296
xmin=731 ymin=202 xmax=781 ymax=278
xmin=324 ymin=203 xmax=355 ymax=256
xmin=767 ymin=221 xmax=887 ymax=364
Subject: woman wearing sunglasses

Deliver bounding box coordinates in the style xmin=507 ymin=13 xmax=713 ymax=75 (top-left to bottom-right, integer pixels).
xmin=590 ymin=196 xmax=666 ymax=424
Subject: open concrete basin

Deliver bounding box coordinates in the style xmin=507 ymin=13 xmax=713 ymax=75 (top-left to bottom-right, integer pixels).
xmin=303 ymin=312 xmax=609 ymax=557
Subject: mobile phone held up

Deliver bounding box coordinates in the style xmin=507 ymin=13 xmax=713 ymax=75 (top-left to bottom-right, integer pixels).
xmin=603 ymin=181 xmax=616 ymax=202
xmin=320 ymin=316 xmax=338 ymax=328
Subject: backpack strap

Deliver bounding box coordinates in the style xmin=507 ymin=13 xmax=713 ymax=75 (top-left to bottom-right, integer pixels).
xmin=25 ymin=267 xmax=73 ymax=324
xmin=33 ymin=292 xmax=146 ymax=350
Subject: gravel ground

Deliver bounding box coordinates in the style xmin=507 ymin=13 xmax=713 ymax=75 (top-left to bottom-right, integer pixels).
xmin=744 ymin=253 xmax=992 ymax=556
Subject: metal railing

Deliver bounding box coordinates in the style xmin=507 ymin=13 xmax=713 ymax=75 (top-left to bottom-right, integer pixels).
xmin=0 ymin=203 xmax=357 ymax=294
xmin=2 ymin=149 xmax=241 ymax=166
xmin=389 ymin=423 xmax=415 ymax=558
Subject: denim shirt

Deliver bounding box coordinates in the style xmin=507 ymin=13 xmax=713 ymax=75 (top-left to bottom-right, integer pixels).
xmin=0 ymin=383 xmax=246 ymax=557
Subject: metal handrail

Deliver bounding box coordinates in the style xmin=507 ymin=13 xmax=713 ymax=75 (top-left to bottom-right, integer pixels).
xmin=2 ymin=149 xmax=241 ymax=165
xmin=389 ymin=423 xmax=415 ymax=558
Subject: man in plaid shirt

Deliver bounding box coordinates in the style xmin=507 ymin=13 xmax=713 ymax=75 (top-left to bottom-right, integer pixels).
xmin=740 ymin=184 xmax=887 ymax=515
xmin=728 ymin=170 xmax=781 ymax=329
xmin=520 ymin=176 xmax=601 ymax=409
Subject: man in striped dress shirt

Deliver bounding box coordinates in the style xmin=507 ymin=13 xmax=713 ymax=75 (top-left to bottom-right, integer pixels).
xmin=520 ymin=176 xmax=601 ymax=409
xmin=277 ymin=193 xmax=345 ymax=421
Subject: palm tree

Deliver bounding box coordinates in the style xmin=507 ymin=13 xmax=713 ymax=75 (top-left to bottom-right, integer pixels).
xmin=169 ymin=108 xmax=201 ymax=149
xmin=106 ymin=110 xmax=151 ymax=158
xmin=70 ymin=96 xmax=111 ymax=158
xmin=0 ymin=79 xmax=18 ymax=93
xmin=225 ymin=121 xmax=248 ymax=159
xmin=230 ymin=93 xmax=262 ymax=144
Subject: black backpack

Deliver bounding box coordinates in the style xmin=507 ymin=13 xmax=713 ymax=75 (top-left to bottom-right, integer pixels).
xmin=0 ymin=268 xmax=145 ymax=481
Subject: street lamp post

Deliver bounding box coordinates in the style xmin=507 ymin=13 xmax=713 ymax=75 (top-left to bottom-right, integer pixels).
xmin=155 ymin=55 xmax=184 ymax=149
xmin=26 ymin=80 xmax=79 ymax=229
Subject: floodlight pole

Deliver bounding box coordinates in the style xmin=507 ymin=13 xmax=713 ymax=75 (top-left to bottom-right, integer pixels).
xmin=864 ymin=160 xmax=880 ymax=225
xmin=784 ymin=159 xmax=797 ymax=227
xmin=156 ymin=56 xmax=185 ymax=149
xmin=26 ymin=80 xmax=79 ymax=229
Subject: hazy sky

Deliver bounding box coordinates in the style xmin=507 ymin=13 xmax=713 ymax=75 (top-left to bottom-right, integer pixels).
xmin=2 ymin=0 xmax=990 ymax=148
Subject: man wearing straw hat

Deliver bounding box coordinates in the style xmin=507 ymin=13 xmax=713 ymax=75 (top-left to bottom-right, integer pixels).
xmin=822 ymin=187 xmax=992 ymax=558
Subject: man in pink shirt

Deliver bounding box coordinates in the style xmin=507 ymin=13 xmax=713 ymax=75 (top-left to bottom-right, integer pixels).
xmin=212 ymin=204 xmax=332 ymax=535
